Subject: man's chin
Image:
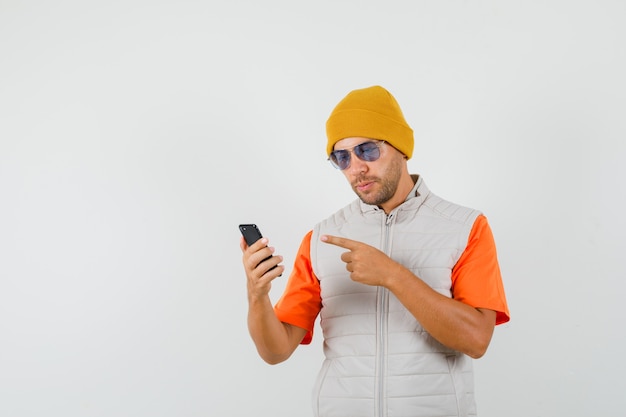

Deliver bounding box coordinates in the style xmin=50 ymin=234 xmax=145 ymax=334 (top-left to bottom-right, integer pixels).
xmin=356 ymin=192 xmax=381 ymax=206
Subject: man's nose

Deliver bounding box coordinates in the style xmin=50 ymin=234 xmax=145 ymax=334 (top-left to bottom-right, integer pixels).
xmin=348 ymin=153 xmax=368 ymax=174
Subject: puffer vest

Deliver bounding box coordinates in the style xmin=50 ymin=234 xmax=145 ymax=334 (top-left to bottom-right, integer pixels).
xmin=309 ymin=176 xmax=481 ymax=417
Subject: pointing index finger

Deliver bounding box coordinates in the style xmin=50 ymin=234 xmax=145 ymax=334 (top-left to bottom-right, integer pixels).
xmin=320 ymin=235 xmax=359 ymax=249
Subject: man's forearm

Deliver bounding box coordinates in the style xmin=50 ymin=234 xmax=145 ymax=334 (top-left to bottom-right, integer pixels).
xmin=247 ymin=296 xmax=298 ymax=364
xmin=385 ymin=264 xmax=496 ymax=359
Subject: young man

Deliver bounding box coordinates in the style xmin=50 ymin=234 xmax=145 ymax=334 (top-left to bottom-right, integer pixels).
xmin=241 ymin=85 xmax=510 ymax=417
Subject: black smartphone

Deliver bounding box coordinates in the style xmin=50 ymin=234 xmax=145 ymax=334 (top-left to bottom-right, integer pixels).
xmin=239 ymin=224 xmax=280 ymax=273
xmin=239 ymin=224 xmax=264 ymax=246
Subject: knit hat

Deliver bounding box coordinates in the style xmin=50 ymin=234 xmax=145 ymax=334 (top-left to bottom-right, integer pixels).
xmin=325 ymin=85 xmax=414 ymax=159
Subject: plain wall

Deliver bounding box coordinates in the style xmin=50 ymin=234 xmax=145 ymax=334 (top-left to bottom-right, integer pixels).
xmin=1 ymin=1 xmax=625 ymax=416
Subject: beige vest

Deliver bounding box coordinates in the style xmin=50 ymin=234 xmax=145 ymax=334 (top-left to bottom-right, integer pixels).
xmin=310 ymin=176 xmax=481 ymax=417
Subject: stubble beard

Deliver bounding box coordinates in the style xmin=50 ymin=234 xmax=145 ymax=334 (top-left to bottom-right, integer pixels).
xmin=352 ymin=157 xmax=403 ymax=207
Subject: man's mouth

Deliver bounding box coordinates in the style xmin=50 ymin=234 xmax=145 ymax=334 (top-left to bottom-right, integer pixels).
xmin=355 ymin=180 xmax=375 ymax=192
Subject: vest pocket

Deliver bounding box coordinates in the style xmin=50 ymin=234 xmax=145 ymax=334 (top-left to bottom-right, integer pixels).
xmin=446 ymin=353 xmax=469 ymax=417
xmin=311 ymin=359 xmax=331 ymax=417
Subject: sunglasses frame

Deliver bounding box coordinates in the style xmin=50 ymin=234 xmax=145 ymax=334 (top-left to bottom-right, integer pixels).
xmin=328 ymin=140 xmax=386 ymax=170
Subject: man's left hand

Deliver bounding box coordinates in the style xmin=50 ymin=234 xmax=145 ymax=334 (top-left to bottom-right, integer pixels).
xmin=321 ymin=234 xmax=401 ymax=287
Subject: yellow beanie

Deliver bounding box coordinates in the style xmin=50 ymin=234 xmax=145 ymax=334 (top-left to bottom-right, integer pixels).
xmin=325 ymin=85 xmax=414 ymax=159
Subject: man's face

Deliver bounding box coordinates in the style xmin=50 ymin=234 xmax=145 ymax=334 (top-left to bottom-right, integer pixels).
xmin=332 ymin=137 xmax=405 ymax=208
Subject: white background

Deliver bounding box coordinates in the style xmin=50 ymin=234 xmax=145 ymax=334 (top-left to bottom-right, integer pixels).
xmin=1 ymin=1 xmax=625 ymax=416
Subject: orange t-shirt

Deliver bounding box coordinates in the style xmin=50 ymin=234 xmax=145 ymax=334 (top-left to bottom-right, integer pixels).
xmin=274 ymin=214 xmax=510 ymax=344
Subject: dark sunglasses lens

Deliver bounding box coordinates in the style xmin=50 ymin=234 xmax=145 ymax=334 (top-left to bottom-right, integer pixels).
xmin=330 ymin=150 xmax=351 ymax=170
xmin=354 ymin=142 xmax=381 ymax=162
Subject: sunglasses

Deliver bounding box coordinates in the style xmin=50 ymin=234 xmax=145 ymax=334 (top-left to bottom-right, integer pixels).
xmin=328 ymin=140 xmax=385 ymax=170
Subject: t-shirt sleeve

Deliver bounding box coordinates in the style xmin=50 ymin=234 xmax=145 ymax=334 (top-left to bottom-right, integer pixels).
xmin=274 ymin=230 xmax=322 ymax=344
xmin=451 ymin=215 xmax=510 ymax=325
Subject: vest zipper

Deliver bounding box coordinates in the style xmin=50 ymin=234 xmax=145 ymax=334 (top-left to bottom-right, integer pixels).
xmin=377 ymin=212 xmax=395 ymax=417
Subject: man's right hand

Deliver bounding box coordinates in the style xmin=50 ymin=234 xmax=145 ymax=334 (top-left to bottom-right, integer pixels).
xmin=240 ymin=237 xmax=284 ymax=301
